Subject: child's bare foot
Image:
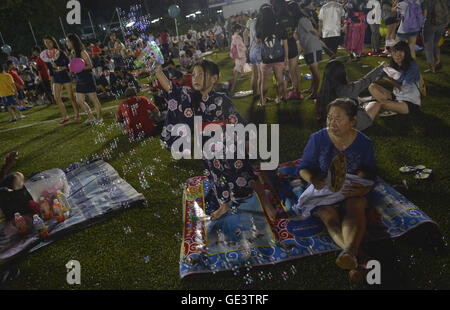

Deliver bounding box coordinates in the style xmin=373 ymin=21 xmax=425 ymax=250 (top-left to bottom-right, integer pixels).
xmin=210 ymin=203 xmax=231 ymax=221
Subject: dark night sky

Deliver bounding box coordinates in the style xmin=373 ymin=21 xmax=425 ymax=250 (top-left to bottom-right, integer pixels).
xmin=79 ymin=0 xmax=208 ymax=22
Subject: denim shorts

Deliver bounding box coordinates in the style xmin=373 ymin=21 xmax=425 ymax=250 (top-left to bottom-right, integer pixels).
xmin=1 ymin=95 xmax=19 ymax=107
xmin=397 ymin=31 xmax=419 ymax=39
xmin=249 ymin=47 xmax=262 ymax=66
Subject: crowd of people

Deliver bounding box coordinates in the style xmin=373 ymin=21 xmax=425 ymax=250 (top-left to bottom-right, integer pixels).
xmin=0 ymin=0 xmax=448 ymax=285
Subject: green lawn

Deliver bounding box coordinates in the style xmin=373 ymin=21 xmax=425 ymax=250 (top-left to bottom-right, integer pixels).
xmin=0 ymin=44 xmax=449 ymax=290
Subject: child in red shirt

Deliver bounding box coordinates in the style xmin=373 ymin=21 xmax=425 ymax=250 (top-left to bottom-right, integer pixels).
xmin=7 ymin=60 xmax=31 ymax=109
xmin=117 ymin=87 xmax=164 ymax=138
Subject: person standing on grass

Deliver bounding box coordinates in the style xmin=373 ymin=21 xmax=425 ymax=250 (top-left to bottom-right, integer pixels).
xmin=66 ymin=33 xmax=102 ymax=125
xmin=319 ymin=0 xmax=346 ymax=59
xmin=344 ymin=0 xmax=368 ymax=61
xmin=422 ymin=0 xmax=449 ymax=73
xmin=43 ymin=36 xmax=81 ymax=125
xmin=0 ymin=54 xmax=25 ymax=122
xmin=393 ymin=0 xmax=424 ymax=60
xmin=90 ymin=40 xmax=102 ymax=77
xmin=366 ymin=0 xmax=382 ymax=54
xmin=7 ymin=61 xmax=31 ymax=110
xmin=296 ymin=6 xmax=323 ymax=100
xmin=256 ymin=4 xmax=289 ymax=106
xmin=230 ymin=24 xmax=249 ymax=79
xmin=272 ymin=0 xmax=303 ymax=101
xmin=246 ymin=12 xmax=263 ymax=103
xmin=381 ymin=0 xmax=399 ymax=53
xmin=31 ymin=46 xmax=56 ymax=106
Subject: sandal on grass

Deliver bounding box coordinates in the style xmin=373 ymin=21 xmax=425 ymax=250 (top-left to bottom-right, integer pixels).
xmin=336 ymin=246 xmax=358 ymax=270
xmin=415 ymin=169 xmax=432 ymax=180
xmin=399 ymin=165 xmax=416 ymax=173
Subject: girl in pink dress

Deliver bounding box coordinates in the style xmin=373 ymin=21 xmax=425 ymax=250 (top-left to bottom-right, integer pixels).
xmin=230 ymin=24 xmax=249 ymax=76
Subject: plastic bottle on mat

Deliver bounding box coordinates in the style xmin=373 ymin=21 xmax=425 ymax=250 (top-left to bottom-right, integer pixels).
xmin=33 ymin=214 xmax=48 ymax=239
xmin=57 ymin=190 xmax=71 ymax=217
xmin=14 ymin=213 xmax=28 ymax=235
xmin=39 ymin=197 xmax=52 ymax=220
xmin=52 ymin=199 xmax=66 ymax=223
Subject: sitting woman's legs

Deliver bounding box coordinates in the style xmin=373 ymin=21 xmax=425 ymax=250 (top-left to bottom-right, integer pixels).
xmin=379 ymin=100 xmax=410 ymax=114
xmin=341 ymin=196 xmax=367 ymax=257
xmin=368 ymin=83 xmax=392 ymax=101
xmin=316 ymin=205 xmax=346 ymax=249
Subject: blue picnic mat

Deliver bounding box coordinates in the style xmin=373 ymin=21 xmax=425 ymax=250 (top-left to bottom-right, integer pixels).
xmin=179 ymin=160 xmax=439 ymax=278
xmin=0 ymin=159 xmax=146 ymax=265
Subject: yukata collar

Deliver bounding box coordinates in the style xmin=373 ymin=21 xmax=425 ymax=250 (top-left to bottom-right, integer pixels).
xmin=200 ymin=89 xmax=216 ymax=102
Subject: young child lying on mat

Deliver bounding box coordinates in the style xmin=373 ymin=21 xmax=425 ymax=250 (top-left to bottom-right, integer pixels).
xmin=0 ymin=152 xmax=39 ymax=222
xmin=152 ymin=58 xmax=278 ymax=221
xmin=294 ymin=166 xmax=376 ymax=219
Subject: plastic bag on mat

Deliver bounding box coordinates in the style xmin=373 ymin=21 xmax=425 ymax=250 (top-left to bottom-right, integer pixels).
xmin=24 ymin=169 xmax=70 ymax=203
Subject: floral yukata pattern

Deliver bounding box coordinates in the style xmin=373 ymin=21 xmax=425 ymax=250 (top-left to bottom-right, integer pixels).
xmin=161 ymin=81 xmax=258 ymax=205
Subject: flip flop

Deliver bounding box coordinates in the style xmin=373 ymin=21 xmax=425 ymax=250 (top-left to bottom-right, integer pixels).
xmin=415 ymin=169 xmax=432 ymax=180
xmin=415 ymin=165 xmax=426 ymax=171
xmin=399 ymin=165 xmax=416 ymax=173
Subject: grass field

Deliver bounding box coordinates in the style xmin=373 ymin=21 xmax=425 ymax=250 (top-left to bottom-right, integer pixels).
xmin=0 ymin=43 xmax=449 ymax=290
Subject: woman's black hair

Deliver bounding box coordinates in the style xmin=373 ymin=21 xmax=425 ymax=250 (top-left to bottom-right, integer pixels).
xmin=326 ymin=98 xmax=359 ymax=121
xmin=32 ymin=45 xmax=41 ymax=53
xmin=271 ymin=0 xmax=289 ymax=20
xmin=317 ymin=61 xmax=349 ymax=121
xmin=191 ymin=60 xmax=220 ymax=113
xmin=256 ymin=4 xmax=277 ymax=39
xmin=390 ymin=41 xmax=413 ymax=71
xmin=66 ymin=33 xmax=85 ymax=58
xmin=43 ymin=35 xmax=60 ymax=51
xmin=232 ymin=23 xmax=242 ymax=33
xmin=300 ymin=0 xmax=312 ymax=8
xmin=287 ymin=1 xmax=302 ymax=25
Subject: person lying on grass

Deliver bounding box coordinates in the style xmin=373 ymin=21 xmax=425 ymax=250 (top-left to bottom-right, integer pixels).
xmin=297 ymin=98 xmax=376 ymax=281
xmin=153 ymin=58 xmax=278 ymax=221
xmin=316 ymin=60 xmax=387 ymax=129
xmin=367 ymin=41 xmax=422 ymax=118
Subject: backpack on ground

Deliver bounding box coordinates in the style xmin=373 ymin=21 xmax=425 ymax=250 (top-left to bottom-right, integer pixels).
xmin=261 ymin=33 xmax=285 ymax=63
xmin=402 ymin=0 xmax=425 ymax=33
xmin=432 ymin=0 xmax=450 ymax=26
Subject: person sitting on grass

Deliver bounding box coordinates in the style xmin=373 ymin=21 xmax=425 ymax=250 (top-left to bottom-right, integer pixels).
xmin=179 ymin=50 xmax=194 ymax=72
xmin=0 ymin=151 xmax=40 ymax=223
xmin=110 ymin=68 xmax=140 ymax=97
xmin=316 ymin=60 xmax=387 ymax=129
xmin=154 ymin=58 xmax=279 ymax=221
xmin=116 ymin=87 xmax=164 ymax=138
xmin=0 ymin=54 xmax=25 ymax=122
xmin=367 ymin=41 xmax=422 ymax=118
xmin=297 ymin=98 xmax=376 ymax=282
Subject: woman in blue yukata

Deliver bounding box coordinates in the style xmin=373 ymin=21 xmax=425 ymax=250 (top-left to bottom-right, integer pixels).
xmin=152 ymin=59 xmax=278 ymax=221
xmin=296 ymin=98 xmax=376 ymax=280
